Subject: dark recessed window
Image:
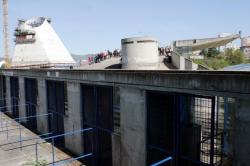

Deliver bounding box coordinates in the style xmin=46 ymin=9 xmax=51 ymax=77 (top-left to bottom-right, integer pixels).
xmin=122 ymin=41 xmax=134 ymax=44
xmin=137 ymin=40 xmax=155 ymax=43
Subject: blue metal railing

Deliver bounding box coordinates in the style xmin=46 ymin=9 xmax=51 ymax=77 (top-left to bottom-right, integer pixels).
xmin=0 ymin=103 xmax=30 ymax=126
xmin=35 ymin=128 xmax=93 ymax=165
xmin=0 ymin=112 xmax=52 ymax=128
xmin=54 ymin=153 xmax=93 ymax=166
xmin=0 ymin=132 xmax=52 ymax=147
xmin=0 ymin=113 xmax=52 ymax=150
xmin=151 ymin=156 xmax=173 ymax=166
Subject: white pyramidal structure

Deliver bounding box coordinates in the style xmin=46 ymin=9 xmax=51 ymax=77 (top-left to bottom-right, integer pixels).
xmin=12 ymin=17 xmax=76 ymax=68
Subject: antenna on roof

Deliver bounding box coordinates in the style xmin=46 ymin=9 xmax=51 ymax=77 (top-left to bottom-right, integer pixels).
xmin=239 ymin=30 xmax=242 ymax=39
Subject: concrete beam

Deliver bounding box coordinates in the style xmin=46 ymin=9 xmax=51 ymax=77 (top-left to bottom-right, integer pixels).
xmin=1 ymin=70 xmax=250 ymax=99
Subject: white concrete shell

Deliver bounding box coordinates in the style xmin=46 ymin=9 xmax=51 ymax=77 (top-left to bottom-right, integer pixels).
xmin=12 ymin=17 xmax=75 ymax=68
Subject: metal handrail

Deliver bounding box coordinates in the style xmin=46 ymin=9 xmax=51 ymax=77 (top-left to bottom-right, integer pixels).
xmin=54 ymin=153 xmax=93 ymax=166
xmin=35 ymin=128 xmax=93 ymax=165
xmin=151 ymin=156 xmax=173 ymax=166
xmin=0 ymin=113 xmax=52 ymax=128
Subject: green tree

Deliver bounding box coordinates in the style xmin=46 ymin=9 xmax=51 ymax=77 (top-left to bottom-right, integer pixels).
xmin=225 ymin=48 xmax=247 ymax=65
xmin=207 ymin=47 xmax=220 ymax=57
xmin=200 ymin=49 xmax=208 ymax=56
xmin=193 ymin=48 xmax=247 ymax=70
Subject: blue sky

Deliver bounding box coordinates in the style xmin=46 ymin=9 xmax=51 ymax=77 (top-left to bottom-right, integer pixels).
xmin=0 ymin=0 xmax=250 ymax=57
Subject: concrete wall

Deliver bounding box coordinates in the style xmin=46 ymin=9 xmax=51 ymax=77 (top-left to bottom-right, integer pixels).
xmin=172 ymin=52 xmax=199 ymax=70
xmin=18 ymin=77 xmax=26 ymax=119
xmin=185 ymin=58 xmax=198 ymax=70
xmin=172 ymin=52 xmax=185 ymax=70
xmin=36 ymin=78 xmax=48 ymax=133
xmin=64 ymin=82 xmax=83 ymax=155
xmin=120 ymin=87 xmax=146 ymax=166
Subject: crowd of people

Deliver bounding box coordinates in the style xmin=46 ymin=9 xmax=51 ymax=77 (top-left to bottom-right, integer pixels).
xmin=87 ymin=49 xmax=121 ymax=65
xmin=159 ymin=46 xmax=172 ymax=57
xmin=86 ymin=46 xmax=172 ymax=66
xmin=159 ymin=46 xmax=173 ymax=63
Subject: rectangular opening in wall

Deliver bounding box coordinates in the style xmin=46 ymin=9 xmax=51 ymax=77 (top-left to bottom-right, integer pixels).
xmin=147 ymin=92 xmax=175 ymax=166
xmin=24 ymin=78 xmax=38 ymax=131
xmin=81 ymin=84 xmax=113 ymax=166
xmin=147 ymin=91 xmax=224 ymax=166
xmin=10 ymin=77 xmax=19 ymax=118
xmin=46 ymin=80 xmax=66 ymax=147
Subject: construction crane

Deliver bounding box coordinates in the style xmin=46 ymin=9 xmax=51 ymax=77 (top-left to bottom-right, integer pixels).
xmin=2 ymin=0 xmax=10 ymax=68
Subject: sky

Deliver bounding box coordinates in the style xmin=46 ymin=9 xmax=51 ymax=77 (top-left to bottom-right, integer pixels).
xmin=0 ymin=0 xmax=250 ymax=57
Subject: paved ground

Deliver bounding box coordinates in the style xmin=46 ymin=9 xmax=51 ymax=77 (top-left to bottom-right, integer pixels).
xmin=0 ymin=113 xmax=84 ymax=166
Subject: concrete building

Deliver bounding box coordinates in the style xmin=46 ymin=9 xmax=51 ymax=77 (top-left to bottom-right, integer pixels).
xmin=1 ymin=17 xmax=250 ymax=166
xmin=11 ymin=17 xmax=76 ymax=68
xmin=0 ymin=60 xmax=6 ymax=68
xmin=218 ymin=33 xmax=234 ymax=51
xmin=172 ymin=34 xmax=240 ymax=58
xmin=0 ymin=69 xmax=250 ymax=166
xmin=241 ymin=36 xmax=250 ymax=59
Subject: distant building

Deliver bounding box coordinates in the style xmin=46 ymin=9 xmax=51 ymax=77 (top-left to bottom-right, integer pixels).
xmin=12 ymin=17 xmax=76 ymax=68
xmin=0 ymin=61 xmax=5 ymax=68
xmin=241 ymin=36 xmax=250 ymax=59
xmin=172 ymin=34 xmax=240 ymax=58
xmin=218 ymin=33 xmax=232 ymax=51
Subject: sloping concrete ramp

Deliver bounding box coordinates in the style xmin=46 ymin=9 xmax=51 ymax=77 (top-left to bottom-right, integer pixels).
xmin=0 ymin=113 xmax=84 ymax=166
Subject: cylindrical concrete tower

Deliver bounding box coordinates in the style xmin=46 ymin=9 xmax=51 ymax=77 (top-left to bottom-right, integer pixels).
xmin=121 ymin=37 xmax=159 ymax=69
xmin=241 ymin=37 xmax=250 ymax=59
xmin=241 ymin=37 xmax=250 ymax=47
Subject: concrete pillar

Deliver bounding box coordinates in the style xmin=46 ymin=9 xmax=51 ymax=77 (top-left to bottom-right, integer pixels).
xmin=64 ymin=82 xmax=83 ymax=155
xmin=231 ymin=99 xmax=250 ymax=166
xmin=5 ymin=76 xmax=11 ymax=112
xmin=120 ymin=87 xmax=146 ymax=166
xmin=0 ymin=76 xmax=5 ymax=113
xmin=0 ymin=76 xmax=4 ymax=100
xmin=36 ymin=78 xmax=48 ymax=133
xmin=112 ymin=134 xmax=121 ymax=166
xmin=18 ymin=77 xmax=26 ymax=119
